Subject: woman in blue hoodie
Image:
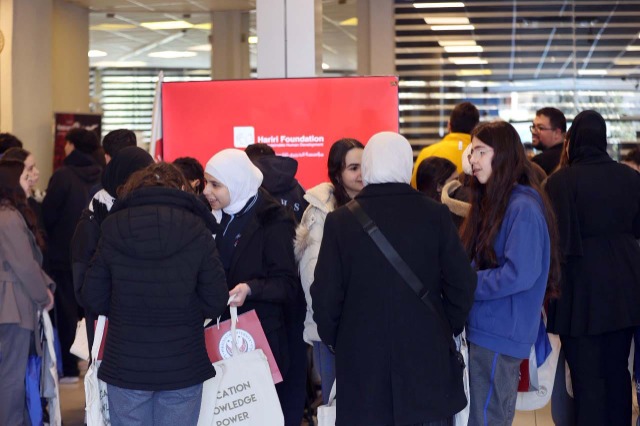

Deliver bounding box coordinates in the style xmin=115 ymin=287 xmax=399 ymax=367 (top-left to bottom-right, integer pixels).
xmin=461 ymin=121 xmax=560 ymax=426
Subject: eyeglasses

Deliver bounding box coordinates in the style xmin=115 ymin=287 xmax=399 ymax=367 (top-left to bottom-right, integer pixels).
xmin=529 ymin=125 xmax=556 ymax=133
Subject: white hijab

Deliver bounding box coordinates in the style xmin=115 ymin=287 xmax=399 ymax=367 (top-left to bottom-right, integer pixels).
xmin=205 ymin=149 xmax=263 ymax=215
xmin=362 ymin=131 xmax=413 ymax=186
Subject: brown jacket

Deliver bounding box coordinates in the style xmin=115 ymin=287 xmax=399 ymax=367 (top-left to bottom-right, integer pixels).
xmin=0 ymin=206 xmax=54 ymax=332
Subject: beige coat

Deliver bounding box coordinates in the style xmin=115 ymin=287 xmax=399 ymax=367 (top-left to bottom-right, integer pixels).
xmin=294 ymin=182 xmax=335 ymax=344
xmin=0 ymin=206 xmax=54 ymax=332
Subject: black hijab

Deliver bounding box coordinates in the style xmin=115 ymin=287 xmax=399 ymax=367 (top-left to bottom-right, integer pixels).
xmin=102 ymin=146 xmax=154 ymax=199
xmin=567 ymin=110 xmax=610 ymax=165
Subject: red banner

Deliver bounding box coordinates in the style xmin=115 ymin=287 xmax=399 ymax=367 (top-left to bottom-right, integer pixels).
xmin=162 ymin=77 xmax=399 ymax=189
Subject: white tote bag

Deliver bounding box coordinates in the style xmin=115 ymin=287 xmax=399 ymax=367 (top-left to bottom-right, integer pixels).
xmin=317 ymin=380 xmax=337 ymax=426
xmin=70 ymin=318 xmax=90 ymax=361
xmin=453 ymin=330 xmax=470 ymax=426
xmin=198 ymin=306 xmax=284 ymax=426
xmin=84 ymin=315 xmax=110 ymax=426
xmin=516 ymin=333 xmax=561 ymax=411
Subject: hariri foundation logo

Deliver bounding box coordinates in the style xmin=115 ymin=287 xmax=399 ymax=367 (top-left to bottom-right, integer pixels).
xmin=218 ymin=329 xmax=256 ymax=358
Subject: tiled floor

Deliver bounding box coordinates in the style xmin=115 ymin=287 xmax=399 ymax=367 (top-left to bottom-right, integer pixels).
xmin=58 ymin=377 xmax=638 ymax=426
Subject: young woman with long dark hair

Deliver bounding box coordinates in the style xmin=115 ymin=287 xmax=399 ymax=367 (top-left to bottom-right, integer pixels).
xmin=0 ymin=160 xmax=54 ymax=425
xmin=460 ymin=121 xmax=560 ymax=426
xmin=294 ymin=138 xmax=364 ymax=403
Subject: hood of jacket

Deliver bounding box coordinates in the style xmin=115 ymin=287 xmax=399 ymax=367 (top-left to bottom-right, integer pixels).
xmin=302 ymin=182 xmax=335 ymax=214
xmin=63 ymin=149 xmax=102 ymax=183
xmin=441 ymin=179 xmax=470 ymax=218
xmin=103 ymin=187 xmax=218 ymax=260
xmin=252 ymin=155 xmax=300 ymax=194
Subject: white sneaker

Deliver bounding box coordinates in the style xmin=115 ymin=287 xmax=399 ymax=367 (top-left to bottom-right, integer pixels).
xmin=59 ymin=376 xmax=79 ymax=384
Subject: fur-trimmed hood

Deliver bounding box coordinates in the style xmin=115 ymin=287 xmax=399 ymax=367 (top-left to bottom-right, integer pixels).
xmin=441 ymin=180 xmax=470 ymax=219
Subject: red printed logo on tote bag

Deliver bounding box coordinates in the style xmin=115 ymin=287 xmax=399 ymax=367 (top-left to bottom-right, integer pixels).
xmin=205 ymin=309 xmax=283 ymax=384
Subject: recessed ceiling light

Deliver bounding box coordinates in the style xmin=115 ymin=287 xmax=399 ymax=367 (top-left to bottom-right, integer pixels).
xmin=449 ymin=57 xmax=487 ymax=65
xmin=456 ymin=69 xmax=492 ymax=76
xmin=414 ymin=2 xmax=465 ymax=7
xmin=322 ymin=63 xmax=330 ymax=70
xmin=188 ymin=44 xmax=212 ymax=52
xmin=140 ymin=21 xmax=193 ymax=30
xmin=578 ymin=69 xmax=607 ymax=75
xmin=444 ymin=45 xmax=483 ymax=53
xmin=248 ymin=36 xmax=258 ymax=44
xmin=340 ymin=17 xmax=358 ymax=26
xmin=430 ymin=25 xmax=475 ymax=31
xmin=614 ymin=58 xmax=640 ymax=65
xmin=625 ymin=46 xmax=640 ymax=51
xmin=88 ymin=50 xmax=107 ymax=58
xmin=148 ymin=51 xmax=198 ymax=59
xmin=438 ymin=40 xmax=476 ymax=46
xmin=192 ymin=23 xmax=212 ymax=30
xmin=424 ymin=17 xmax=470 ymax=25
xmin=90 ymin=23 xmax=137 ymax=31
xmin=94 ymin=61 xmax=147 ymax=68
xmin=399 ymin=81 xmax=428 ymax=87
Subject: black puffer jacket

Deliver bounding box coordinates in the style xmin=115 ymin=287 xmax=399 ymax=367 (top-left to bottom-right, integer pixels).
xmin=83 ymin=187 xmax=228 ymax=391
xmin=43 ymin=150 xmax=101 ymax=270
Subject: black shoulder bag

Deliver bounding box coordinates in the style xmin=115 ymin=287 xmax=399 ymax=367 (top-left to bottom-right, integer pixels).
xmin=346 ymin=200 xmax=465 ymax=368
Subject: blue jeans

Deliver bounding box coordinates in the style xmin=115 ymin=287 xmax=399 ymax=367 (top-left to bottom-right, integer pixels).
xmin=107 ymin=383 xmax=203 ymax=426
xmin=312 ymin=341 xmax=336 ymax=405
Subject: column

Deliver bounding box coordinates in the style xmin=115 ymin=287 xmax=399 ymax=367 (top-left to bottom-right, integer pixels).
xmin=53 ymin=0 xmax=90 ymax=112
xmin=0 ymin=0 xmax=89 ymax=183
xmin=211 ymin=10 xmax=250 ymax=80
xmin=357 ymin=0 xmax=395 ymax=76
xmin=256 ymin=0 xmax=322 ymax=78
xmin=0 ymin=0 xmax=54 ymax=180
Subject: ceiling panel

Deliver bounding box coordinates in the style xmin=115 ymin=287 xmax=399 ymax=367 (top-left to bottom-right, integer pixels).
xmin=395 ymin=0 xmax=640 ymax=81
xmin=81 ymin=0 xmax=357 ymax=71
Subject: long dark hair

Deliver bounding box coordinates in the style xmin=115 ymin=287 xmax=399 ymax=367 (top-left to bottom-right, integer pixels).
xmin=328 ymin=138 xmax=364 ymax=207
xmin=460 ymin=121 xmax=560 ymax=299
xmin=0 ymin=161 xmax=44 ymax=248
xmin=415 ymin=156 xmax=457 ymax=201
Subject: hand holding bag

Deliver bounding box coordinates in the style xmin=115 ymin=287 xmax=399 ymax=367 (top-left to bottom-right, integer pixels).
xmin=198 ymin=299 xmax=284 ymax=426
xmin=84 ymin=315 xmax=110 ymax=426
xmin=204 ymin=306 xmax=282 ymax=384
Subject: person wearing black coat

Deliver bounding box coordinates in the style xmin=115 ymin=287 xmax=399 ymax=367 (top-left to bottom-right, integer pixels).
xmin=203 ymin=149 xmax=298 ymax=415
xmin=247 ymin=150 xmax=309 ymax=426
xmin=83 ymin=163 xmax=228 ymax=426
xmin=311 ymin=132 xmax=477 ymax=426
xmin=42 ymin=128 xmax=102 ymax=380
xmin=545 ymin=110 xmax=640 ymax=426
xmin=71 ymin=146 xmax=154 ymax=350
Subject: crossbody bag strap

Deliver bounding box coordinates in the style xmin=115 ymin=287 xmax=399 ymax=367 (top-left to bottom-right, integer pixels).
xmin=346 ymin=199 xmax=461 ymax=360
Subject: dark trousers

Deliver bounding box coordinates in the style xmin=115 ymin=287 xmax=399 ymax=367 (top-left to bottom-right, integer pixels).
xmin=561 ymin=327 xmax=634 ymax=426
xmin=550 ymin=348 xmax=575 ymax=426
xmin=50 ymin=269 xmax=80 ymax=377
xmin=0 ymin=324 xmax=31 ymax=426
xmin=275 ymin=289 xmax=308 ymax=426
